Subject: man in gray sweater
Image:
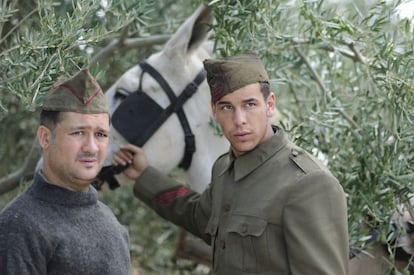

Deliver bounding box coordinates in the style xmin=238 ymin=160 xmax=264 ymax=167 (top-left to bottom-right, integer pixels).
xmin=0 ymin=69 xmax=131 ymax=274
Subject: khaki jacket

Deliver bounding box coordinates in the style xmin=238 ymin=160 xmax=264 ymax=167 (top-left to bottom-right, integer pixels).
xmin=134 ymin=126 xmax=349 ymax=274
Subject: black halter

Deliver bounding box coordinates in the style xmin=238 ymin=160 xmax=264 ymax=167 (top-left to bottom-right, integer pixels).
xmin=137 ymin=61 xmax=205 ymax=169
xmin=93 ymin=61 xmax=206 ymax=189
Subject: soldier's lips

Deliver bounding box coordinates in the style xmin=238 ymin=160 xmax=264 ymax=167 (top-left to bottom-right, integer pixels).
xmin=233 ymin=132 xmax=251 ymax=142
xmin=79 ymin=158 xmax=98 ymax=166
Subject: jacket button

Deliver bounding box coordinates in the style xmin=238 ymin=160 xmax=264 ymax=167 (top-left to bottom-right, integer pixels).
xmin=241 ymin=224 xmax=248 ymax=233
xmin=220 ymin=240 xmax=226 ymax=249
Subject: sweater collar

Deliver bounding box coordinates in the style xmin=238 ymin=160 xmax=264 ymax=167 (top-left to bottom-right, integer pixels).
xmin=28 ymin=172 xmax=98 ymax=207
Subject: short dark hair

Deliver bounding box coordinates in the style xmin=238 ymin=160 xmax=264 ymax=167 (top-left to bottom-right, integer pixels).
xmin=39 ymin=110 xmax=62 ymax=133
xmin=259 ymin=81 xmax=271 ymax=99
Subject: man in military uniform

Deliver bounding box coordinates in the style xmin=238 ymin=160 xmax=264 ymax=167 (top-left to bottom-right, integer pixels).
xmin=0 ymin=69 xmax=131 ymax=274
xmin=114 ymin=53 xmax=349 ymax=274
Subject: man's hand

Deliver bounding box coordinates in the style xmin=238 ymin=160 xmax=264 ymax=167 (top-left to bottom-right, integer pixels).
xmin=112 ymin=144 xmax=149 ymax=180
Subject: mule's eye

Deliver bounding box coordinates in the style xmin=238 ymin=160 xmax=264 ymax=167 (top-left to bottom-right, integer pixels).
xmin=115 ymin=88 xmax=131 ymax=100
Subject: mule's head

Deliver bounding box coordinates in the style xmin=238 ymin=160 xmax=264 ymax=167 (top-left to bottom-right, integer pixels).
xmin=106 ymin=5 xmax=213 ymax=113
xmin=104 ymin=5 xmax=228 ymax=191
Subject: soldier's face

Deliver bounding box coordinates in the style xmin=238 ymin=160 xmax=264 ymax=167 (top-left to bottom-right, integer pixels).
xmin=212 ymin=83 xmax=275 ymax=157
xmin=37 ymin=112 xmax=110 ymax=192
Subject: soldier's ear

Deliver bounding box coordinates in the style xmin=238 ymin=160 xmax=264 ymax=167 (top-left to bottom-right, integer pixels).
xmin=266 ymin=93 xmax=276 ymax=117
xmin=37 ymin=125 xmax=52 ymax=149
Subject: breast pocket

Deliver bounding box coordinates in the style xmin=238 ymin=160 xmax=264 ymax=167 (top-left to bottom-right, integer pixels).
xmin=226 ymin=215 xmax=269 ymax=273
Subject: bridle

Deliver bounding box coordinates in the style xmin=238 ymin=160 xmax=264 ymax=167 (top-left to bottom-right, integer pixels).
xmin=136 ymin=61 xmax=206 ymax=168
xmin=93 ymin=61 xmax=206 ymax=189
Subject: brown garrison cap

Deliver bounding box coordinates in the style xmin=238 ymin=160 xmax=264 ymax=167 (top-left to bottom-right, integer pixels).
xmin=203 ymin=53 xmax=269 ymax=103
xmin=42 ymin=69 xmax=108 ymax=114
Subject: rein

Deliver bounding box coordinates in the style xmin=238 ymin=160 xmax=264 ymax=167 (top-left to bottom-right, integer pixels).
xmin=93 ymin=61 xmax=206 ymax=189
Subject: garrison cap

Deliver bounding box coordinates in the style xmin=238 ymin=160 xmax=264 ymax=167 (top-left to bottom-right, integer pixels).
xmin=203 ymin=53 xmax=269 ymax=103
xmin=42 ymin=69 xmax=108 ymax=114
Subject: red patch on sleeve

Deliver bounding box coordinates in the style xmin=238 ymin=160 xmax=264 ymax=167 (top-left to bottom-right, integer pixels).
xmin=155 ymin=186 xmax=190 ymax=205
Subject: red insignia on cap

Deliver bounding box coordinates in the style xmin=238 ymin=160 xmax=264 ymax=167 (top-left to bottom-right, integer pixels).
xmin=58 ymin=83 xmax=102 ymax=106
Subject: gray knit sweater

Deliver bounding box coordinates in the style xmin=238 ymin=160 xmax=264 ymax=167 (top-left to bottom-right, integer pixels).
xmin=0 ymin=172 xmax=131 ymax=275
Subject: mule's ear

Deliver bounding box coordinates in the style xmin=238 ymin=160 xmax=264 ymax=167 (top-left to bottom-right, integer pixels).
xmin=163 ymin=5 xmax=213 ymax=58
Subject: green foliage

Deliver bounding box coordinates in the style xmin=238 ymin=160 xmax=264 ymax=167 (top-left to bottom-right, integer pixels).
xmin=1 ymin=0 xmax=153 ymax=110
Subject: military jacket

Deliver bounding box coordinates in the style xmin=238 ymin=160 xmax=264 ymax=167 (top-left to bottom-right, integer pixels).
xmin=134 ymin=126 xmax=349 ymax=275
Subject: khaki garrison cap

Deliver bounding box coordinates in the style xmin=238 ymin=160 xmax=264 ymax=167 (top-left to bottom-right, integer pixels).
xmin=42 ymin=69 xmax=108 ymax=114
xmin=203 ymin=53 xmax=269 ymax=103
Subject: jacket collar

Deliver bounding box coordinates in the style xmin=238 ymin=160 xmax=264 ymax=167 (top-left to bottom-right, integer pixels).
xmin=218 ymin=125 xmax=289 ymax=181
